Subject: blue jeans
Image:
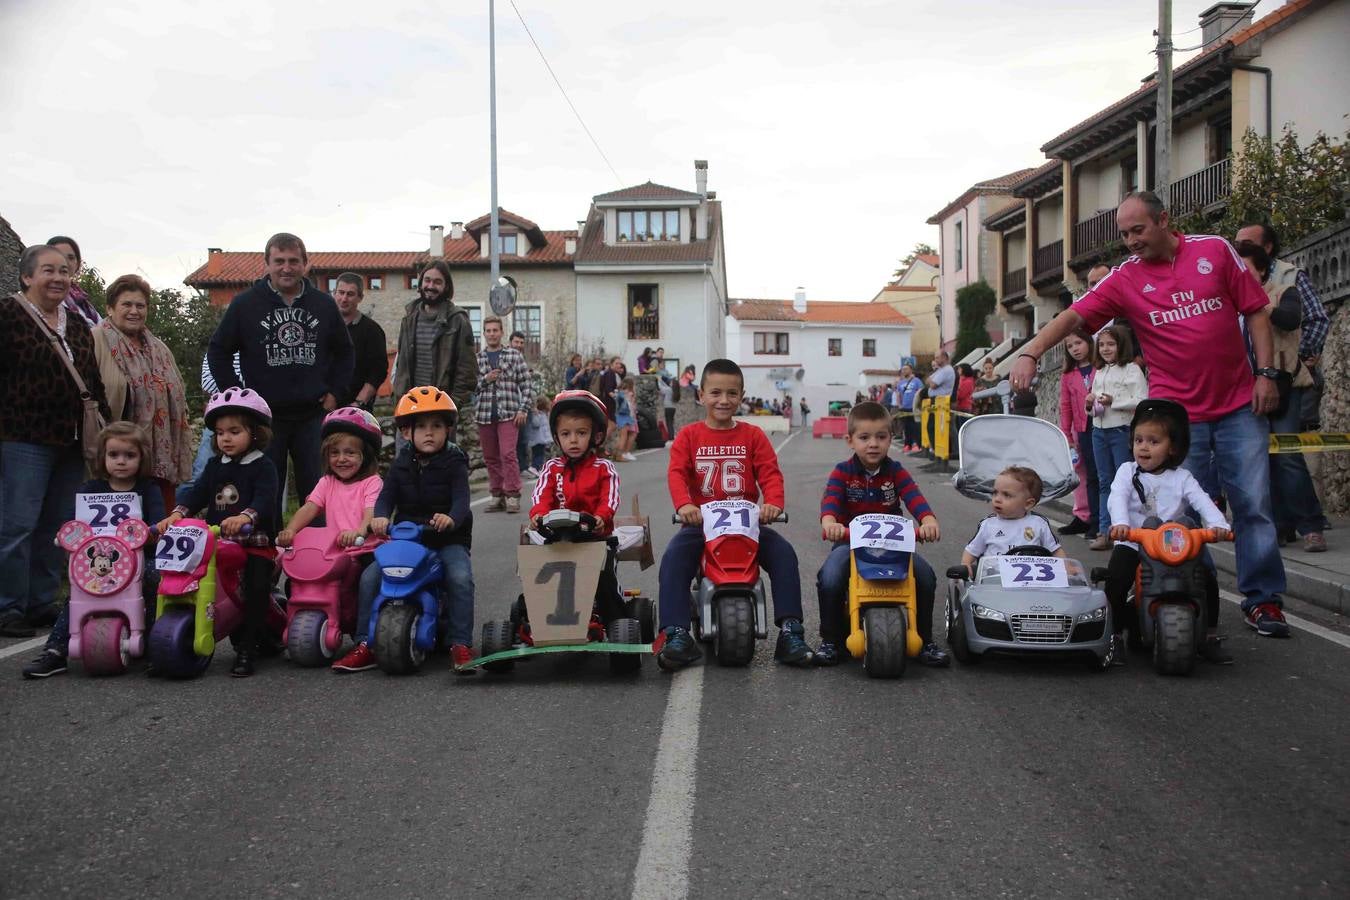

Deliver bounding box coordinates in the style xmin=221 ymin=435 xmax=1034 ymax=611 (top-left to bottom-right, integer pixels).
xmin=815 ymin=542 xmax=936 ymax=643
xmin=357 ymin=542 xmax=475 ymax=646
xmin=1183 ymin=406 xmax=1285 ymax=610
xmin=1268 ymin=387 xmax=1326 ymax=535
xmin=657 ymin=525 xmax=802 ymax=629
xmin=0 ymin=442 xmax=85 ymax=622
xmin=1092 ymin=425 xmax=1131 ymax=534
xmin=175 ymin=429 xmax=217 ymax=507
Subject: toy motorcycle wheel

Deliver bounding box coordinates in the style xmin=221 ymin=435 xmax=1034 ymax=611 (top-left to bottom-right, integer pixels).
xmin=82 ymin=615 xmax=129 ymax=677
xmin=479 ymin=619 xmax=515 ymax=673
xmin=713 ymin=595 xmax=755 ymax=667
xmin=374 ymin=604 xmax=425 ymax=675
xmin=1152 ymin=604 xmax=1196 ymax=676
xmin=861 ymin=607 xmax=906 ymax=679
xmin=149 ymin=608 xmax=212 ymax=678
xmin=287 ymin=610 xmax=332 ymax=667
xmin=607 ymin=617 xmax=643 ymax=674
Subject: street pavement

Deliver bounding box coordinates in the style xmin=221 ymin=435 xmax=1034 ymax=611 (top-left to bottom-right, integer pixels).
xmin=2 ymin=431 xmax=1348 ymax=899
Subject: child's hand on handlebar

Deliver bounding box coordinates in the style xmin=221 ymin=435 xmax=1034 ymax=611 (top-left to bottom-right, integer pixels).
xmin=220 ymin=515 xmax=251 ymax=538
xmin=759 ymin=503 xmax=782 ymax=524
xmin=677 ymin=504 xmax=702 ymax=525
xmin=154 ymin=513 xmax=181 ymax=535
xmin=1211 ymin=526 xmax=1232 ymax=541
xmin=337 ymin=529 xmax=364 ymax=547
xmin=530 ymin=514 xmax=545 ymax=529
xmin=821 ymin=521 xmax=846 ymax=542
xmin=917 ymin=515 xmax=940 ymax=543
xmin=1109 ymin=524 xmax=1131 ymax=541
xmin=429 ymin=513 xmax=454 ymax=532
xmin=276 ymin=529 xmax=295 ymax=548
xmin=370 ymin=517 xmax=390 ymax=537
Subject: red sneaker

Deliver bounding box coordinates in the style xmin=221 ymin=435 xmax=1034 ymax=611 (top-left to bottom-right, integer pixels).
xmin=1244 ymin=603 xmax=1291 ymax=638
xmin=451 ymin=643 xmax=476 ymax=675
xmin=588 ymin=614 xmax=606 ymax=643
xmin=332 ymin=642 xmax=376 ymax=672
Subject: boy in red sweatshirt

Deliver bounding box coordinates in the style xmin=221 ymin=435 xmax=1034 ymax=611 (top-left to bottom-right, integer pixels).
xmin=527 ymin=390 xmax=626 ymax=633
xmin=656 ymin=359 xmax=813 ymax=670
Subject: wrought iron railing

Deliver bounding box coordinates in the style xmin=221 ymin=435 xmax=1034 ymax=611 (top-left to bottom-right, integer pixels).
xmin=1033 ymin=240 xmax=1064 ymax=280
xmin=1003 ymin=267 xmax=1026 ymax=296
xmin=1073 ymin=208 xmax=1116 ymax=259
xmin=1169 ymin=158 xmax=1232 ymax=217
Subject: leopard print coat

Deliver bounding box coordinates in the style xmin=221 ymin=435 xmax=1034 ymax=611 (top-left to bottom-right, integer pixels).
xmin=0 ymin=293 xmax=110 ymax=446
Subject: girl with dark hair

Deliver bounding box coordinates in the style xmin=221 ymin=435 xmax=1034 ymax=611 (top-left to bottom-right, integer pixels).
xmin=1087 ymin=324 xmax=1147 ymax=550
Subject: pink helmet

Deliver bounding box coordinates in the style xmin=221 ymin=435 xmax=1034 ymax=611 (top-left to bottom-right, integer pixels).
xmin=322 ymin=406 xmax=382 ymax=453
xmin=204 ymin=387 xmax=273 ymax=429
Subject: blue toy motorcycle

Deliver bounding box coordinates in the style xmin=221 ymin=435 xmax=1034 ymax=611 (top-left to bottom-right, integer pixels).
xmin=367 ymin=522 xmax=443 ymax=674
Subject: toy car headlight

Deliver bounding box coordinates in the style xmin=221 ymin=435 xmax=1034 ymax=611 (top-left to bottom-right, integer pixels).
xmin=1076 ymin=606 xmax=1107 ymax=623
xmin=971 ymin=603 xmax=1006 ymax=622
xmin=382 ymin=565 xmax=414 ymax=578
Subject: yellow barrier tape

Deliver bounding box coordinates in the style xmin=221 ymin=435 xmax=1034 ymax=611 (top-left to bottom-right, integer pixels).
xmin=1269 ymin=433 xmax=1350 ymax=454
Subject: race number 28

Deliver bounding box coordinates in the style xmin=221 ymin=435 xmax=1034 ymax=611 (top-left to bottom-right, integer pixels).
xmin=537 ymin=561 xmax=579 ymax=625
xmin=88 ymin=502 xmax=133 ymax=529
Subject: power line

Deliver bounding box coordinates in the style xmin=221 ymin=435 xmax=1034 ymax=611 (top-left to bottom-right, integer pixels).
xmin=507 ymin=0 xmax=624 ymax=186
xmin=1172 ymin=1 xmax=1260 ymax=52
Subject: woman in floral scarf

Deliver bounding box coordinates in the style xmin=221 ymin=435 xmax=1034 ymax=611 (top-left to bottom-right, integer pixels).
xmin=92 ymin=274 xmax=192 ymax=511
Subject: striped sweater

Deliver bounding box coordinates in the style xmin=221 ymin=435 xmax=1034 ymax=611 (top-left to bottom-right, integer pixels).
xmin=820 ymin=455 xmax=934 ymax=525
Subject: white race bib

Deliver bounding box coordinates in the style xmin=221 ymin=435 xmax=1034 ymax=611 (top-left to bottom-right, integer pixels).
xmin=75 ymin=492 xmax=143 ymax=536
xmin=154 ymin=525 xmax=210 ymax=573
xmin=997 ymin=556 xmax=1069 ymax=588
xmin=701 ymin=500 xmax=760 ymax=544
xmin=848 ymin=514 xmax=915 ymax=553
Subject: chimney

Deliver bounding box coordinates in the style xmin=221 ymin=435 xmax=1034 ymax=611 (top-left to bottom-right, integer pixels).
xmin=1198 ymin=2 xmax=1255 ymax=49
xmin=577 ymin=219 xmax=586 ymax=239
xmin=430 ymin=225 xmax=445 ymax=258
xmin=450 ymin=221 xmax=464 ymax=240
xmin=206 ymin=247 xmax=222 ymax=276
xmin=793 ymin=287 xmax=807 ymax=314
xmin=565 ymin=235 xmax=577 ymax=255
xmin=694 ymin=159 xmax=708 ymax=196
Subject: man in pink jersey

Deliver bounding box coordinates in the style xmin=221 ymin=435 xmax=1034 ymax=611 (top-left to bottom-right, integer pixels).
xmin=1010 ymin=191 xmax=1289 ymax=638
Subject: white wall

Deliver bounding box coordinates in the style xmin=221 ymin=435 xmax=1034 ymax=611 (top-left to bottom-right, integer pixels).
xmin=1005 ymin=231 xmax=1026 ymax=271
xmin=937 ymin=197 xmax=978 ymax=350
xmin=1076 ymin=158 xmax=1124 ymax=219
xmin=575 ymin=269 xmax=724 ymax=373
xmin=1173 ymin=119 xmax=1209 ymax=178
xmin=1260 ymin=0 xmax=1350 ymax=140
xmin=1035 ymin=195 xmax=1063 ymax=247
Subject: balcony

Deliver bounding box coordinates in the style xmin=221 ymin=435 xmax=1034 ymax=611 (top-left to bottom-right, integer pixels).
xmin=1170 ymin=157 xmax=1232 ymax=217
xmin=1072 ymin=208 xmax=1118 ymax=263
xmin=1031 ymin=239 xmax=1064 ymax=286
xmin=1003 ymin=267 xmax=1026 ymax=297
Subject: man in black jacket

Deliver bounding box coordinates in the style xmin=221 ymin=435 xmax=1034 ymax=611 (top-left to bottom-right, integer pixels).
xmin=333 ymin=272 xmax=389 ymax=411
xmin=207 ymin=232 xmax=354 ymax=523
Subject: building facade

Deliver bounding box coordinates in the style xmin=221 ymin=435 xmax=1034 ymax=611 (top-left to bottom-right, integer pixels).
xmin=870 ymin=253 xmax=941 ymax=361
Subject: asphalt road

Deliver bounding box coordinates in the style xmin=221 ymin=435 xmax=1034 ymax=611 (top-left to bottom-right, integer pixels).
xmin=2 ymin=431 xmax=1347 ymax=899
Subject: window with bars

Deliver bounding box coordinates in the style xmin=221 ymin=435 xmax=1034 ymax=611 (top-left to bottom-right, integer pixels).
xmin=617 ymin=209 xmax=681 ymax=242
xmin=862 ymin=339 xmax=876 ymax=357
xmin=828 ymin=338 xmax=842 ymax=357
xmin=628 ymin=284 xmax=659 ymax=340
xmin=753 ymin=332 xmax=790 ymax=355
xmin=514 ymin=305 xmax=542 ymax=359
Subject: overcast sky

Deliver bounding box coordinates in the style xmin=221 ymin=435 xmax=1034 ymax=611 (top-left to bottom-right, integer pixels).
xmin=3 ymin=0 xmax=1230 ymax=302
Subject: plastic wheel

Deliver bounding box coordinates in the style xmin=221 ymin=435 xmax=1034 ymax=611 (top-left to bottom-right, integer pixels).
xmin=287 ymin=610 xmax=332 ymax=667
xmin=149 ymin=607 xmax=211 ymax=678
xmin=628 ymin=596 xmax=656 ymax=644
xmin=713 ymin=594 xmax=755 ymax=667
xmin=1152 ymin=603 xmax=1196 ymax=676
xmin=480 ymin=619 xmax=516 ymax=673
xmin=861 ymin=607 xmax=906 ymax=679
xmin=607 ymin=617 xmax=643 ymax=674
xmin=947 ymin=595 xmax=980 ymax=665
xmin=374 ymin=604 xmax=423 ymax=675
xmin=82 ymin=616 xmax=129 ymax=677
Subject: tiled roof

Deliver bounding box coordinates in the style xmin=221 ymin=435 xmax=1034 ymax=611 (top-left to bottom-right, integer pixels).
xmin=574 ymin=203 xmax=720 ymax=266
xmin=185 ymin=251 xmax=428 ymax=287
xmin=927 ymin=167 xmax=1037 ymax=224
xmin=729 ymin=299 xmax=913 ymax=326
xmin=915 ymin=253 xmax=939 ymax=267
xmin=1011 ymin=159 xmax=1063 ymax=198
xmin=879 ymin=284 xmax=939 ymax=293
xmin=593 ymin=181 xmax=703 ymax=203
xmin=1041 ymin=0 xmax=1323 ymax=155
xmin=464 ymin=208 xmax=540 ymax=233
xmin=441 ymin=228 xmax=576 ymax=265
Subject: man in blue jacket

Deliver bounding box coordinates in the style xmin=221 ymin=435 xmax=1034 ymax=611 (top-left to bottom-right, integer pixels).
xmin=207 ymin=232 xmax=354 ymax=523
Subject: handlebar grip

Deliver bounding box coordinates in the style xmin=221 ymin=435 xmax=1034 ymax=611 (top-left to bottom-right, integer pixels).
xmin=353 ymin=535 xmax=366 ymax=547
xmin=671 ymin=514 xmax=682 ymax=524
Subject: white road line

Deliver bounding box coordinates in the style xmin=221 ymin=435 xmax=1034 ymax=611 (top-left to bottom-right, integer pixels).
xmin=631 ymin=665 xmax=704 ymax=900
xmin=0 ymin=636 xmax=47 ymax=661
xmin=1040 ymin=512 xmax=1350 ymax=649
xmin=773 ymin=428 xmax=800 ymax=453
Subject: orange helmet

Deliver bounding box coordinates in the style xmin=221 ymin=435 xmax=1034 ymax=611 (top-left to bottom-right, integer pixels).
xmin=395 ymin=386 xmax=457 ymax=427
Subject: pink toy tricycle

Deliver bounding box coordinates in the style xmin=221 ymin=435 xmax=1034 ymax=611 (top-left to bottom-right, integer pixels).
xmin=147 ymin=518 xmax=285 ymax=678
xmin=55 ymin=517 xmax=153 ymax=676
xmin=279 ymin=527 xmax=380 ymax=667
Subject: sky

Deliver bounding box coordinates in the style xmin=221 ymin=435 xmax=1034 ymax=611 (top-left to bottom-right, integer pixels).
xmin=2 ymin=0 xmax=1234 ymax=303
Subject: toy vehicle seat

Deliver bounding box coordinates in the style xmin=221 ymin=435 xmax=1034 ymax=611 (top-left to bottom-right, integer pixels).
xmin=951 ymin=414 xmax=1078 ymax=503
xmin=284 ymin=529 xmax=348 ymax=581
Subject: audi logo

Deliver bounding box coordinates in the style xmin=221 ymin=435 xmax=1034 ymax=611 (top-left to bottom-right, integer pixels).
xmin=1029 ymin=605 xmax=1054 ymax=612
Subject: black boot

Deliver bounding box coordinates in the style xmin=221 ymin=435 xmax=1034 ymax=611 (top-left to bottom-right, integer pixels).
xmin=231 ymin=647 xmax=256 ymax=678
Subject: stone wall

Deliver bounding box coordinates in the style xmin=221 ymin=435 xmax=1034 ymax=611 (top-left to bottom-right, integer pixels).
xmin=1316 ymin=304 xmax=1348 ymax=514
xmin=1 ymin=214 xmax=24 ymax=293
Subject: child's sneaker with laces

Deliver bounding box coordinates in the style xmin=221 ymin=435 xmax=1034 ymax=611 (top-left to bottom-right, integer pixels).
xmin=21 ymin=649 xmax=67 ymax=680
xmin=332 ymin=642 xmax=376 ymax=672
xmin=813 ymin=641 xmax=840 ymax=667
xmin=1244 ymin=603 xmax=1290 ymax=638
xmin=451 ymin=644 xmax=476 ymax=674
xmin=655 ymin=625 xmax=702 ymax=670
xmin=917 ymin=641 xmax=950 ymax=667
xmin=774 ymin=619 xmax=814 ymax=667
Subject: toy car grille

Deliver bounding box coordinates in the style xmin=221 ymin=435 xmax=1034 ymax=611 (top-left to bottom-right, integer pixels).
xmin=1010 ymin=614 xmax=1072 ymax=643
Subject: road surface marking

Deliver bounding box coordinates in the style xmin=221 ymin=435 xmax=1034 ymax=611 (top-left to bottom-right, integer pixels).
xmin=0 ymin=636 xmax=47 ymax=661
xmin=631 ymin=665 xmax=703 ymax=900
xmin=774 ymin=429 xmax=800 ymax=454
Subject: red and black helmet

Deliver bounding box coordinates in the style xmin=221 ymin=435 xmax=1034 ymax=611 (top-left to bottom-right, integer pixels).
xmin=548 ymin=390 xmax=608 ymax=450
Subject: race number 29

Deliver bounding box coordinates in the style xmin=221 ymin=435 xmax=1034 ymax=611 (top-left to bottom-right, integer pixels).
xmin=154 ymin=526 xmax=209 ymax=573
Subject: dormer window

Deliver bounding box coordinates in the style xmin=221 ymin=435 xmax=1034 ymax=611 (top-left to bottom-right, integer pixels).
xmin=497 ymin=234 xmax=518 ymax=255
xmin=617 ymin=209 xmax=680 ymax=242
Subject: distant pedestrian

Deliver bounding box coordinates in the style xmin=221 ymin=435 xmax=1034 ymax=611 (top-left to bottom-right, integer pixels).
xmin=332 ymin=273 xmax=388 ymax=411
xmin=46 ymin=236 xmax=101 ymax=327
xmin=896 ymin=364 xmax=923 ymax=450
xmin=476 ymin=315 xmax=533 ymax=512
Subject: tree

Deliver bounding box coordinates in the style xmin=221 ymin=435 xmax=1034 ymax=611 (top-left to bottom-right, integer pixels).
xmin=893 ymin=242 xmax=938 ymax=279
xmin=954 ymin=279 xmax=996 ymax=362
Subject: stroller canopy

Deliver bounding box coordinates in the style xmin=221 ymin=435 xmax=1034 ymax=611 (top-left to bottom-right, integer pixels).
xmin=952 ymin=414 xmax=1079 ymax=502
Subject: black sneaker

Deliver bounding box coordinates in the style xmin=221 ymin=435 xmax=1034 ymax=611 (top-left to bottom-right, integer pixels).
xmin=230 ymin=648 xmax=256 ymax=678
xmin=25 ymin=605 xmax=59 ymax=629
xmin=917 ymin=642 xmax=951 ymax=667
xmin=813 ymin=641 xmax=841 ymax=667
xmin=0 ymin=612 xmax=36 ymax=638
xmin=1058 ymin=517 xmax=1090 ymax=536
xmin=774 ymin=619 xmax=814 ymax=667
xmin=1197 ymin=635 xmax=1234 ymax=665
xmin=22 ymin=650 xmax=68 ymax=679
xmin=656 ymin=626 xmax=702 ymax=671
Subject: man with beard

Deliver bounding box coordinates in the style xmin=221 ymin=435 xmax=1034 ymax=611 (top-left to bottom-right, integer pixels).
xmin=333 ymin=273 xmax=388 ymax=411
xmin=391 ymin=260 xmax=477 ymax=417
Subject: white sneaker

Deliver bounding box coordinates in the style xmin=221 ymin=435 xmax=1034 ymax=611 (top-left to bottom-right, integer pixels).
xmin=621 ymin=452 xmax=637 ymax=461
xmin=523 ymin=467 xmax=539 ymax=479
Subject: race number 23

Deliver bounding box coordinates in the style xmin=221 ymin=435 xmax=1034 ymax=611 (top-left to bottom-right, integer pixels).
xmin=694 ymin=459 xmax=744 ymax=496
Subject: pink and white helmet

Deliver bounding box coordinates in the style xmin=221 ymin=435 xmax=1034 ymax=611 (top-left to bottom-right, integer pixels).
xmin=322 ymin=406 xmax=382 ymax=453
xmin=204 ymin=387 xmax=273 ymax=428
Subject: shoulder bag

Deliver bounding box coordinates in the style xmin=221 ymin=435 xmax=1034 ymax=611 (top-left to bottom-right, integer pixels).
xmin=14 ymin=293 xmax=107 ymax=464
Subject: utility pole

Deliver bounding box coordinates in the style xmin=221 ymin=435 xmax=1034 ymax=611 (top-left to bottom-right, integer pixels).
xmin=1154 ymin=0 xmax=1173 ymax=207
xmin=488 ymin=0 xmax=501 ymax=287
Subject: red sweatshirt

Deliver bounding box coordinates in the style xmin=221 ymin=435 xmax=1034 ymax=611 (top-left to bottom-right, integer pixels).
xmin=529 ymin=451 xmax=620 ymax=535
xmin=667 ymin=421 xmax=785 ymax=510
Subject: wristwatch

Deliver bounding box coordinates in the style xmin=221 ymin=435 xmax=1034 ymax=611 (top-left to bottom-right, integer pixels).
xmin=1254 ymin=367 xmax=1282 ymax=379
